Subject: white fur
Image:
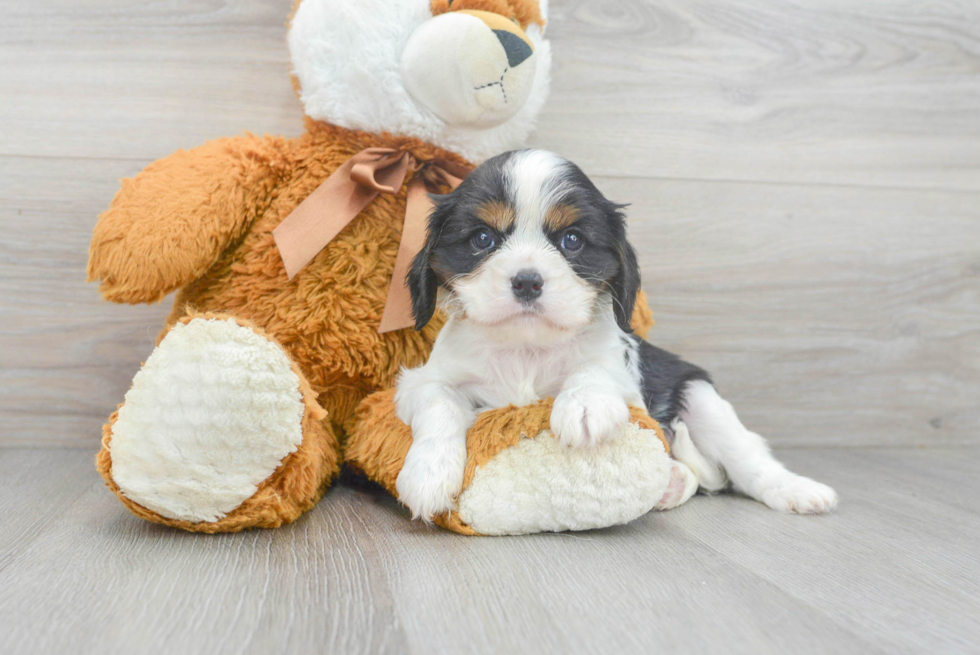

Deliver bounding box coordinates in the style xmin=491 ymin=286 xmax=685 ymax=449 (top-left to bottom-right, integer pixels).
xmin=508 ymin=149 xmax=571 ymax=221
xmin=289 ymin=0 xmax=552 ymax=163
xmin=395 ymin=380 xmax=473 ymax=521
xmin=669 ymin=417 xmax=727 ymax=493
xmin=110 ymin=319 xmax=306 ymax=523
xmin=680 ymin=380 xmax=839 ymax=514
xmin=457 ymin=421 xmax=672 ymax=535
xmin=550 ymin=364 xmax=633 ymax=448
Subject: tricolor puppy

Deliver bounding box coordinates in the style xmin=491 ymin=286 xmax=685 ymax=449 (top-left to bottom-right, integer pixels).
xmin=395 ymin=149 xmax=838 ymax=521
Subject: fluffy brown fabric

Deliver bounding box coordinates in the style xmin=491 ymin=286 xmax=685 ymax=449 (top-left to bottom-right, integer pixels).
xmin=430 ymin=0 xmax=545 ymax=30
xmin=346 ymin=390 xmax=668 ymax=535
xmin=90 ymin=122 xmax=459 ymax=437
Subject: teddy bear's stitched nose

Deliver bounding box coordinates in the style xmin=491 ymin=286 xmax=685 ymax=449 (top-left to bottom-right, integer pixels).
xmin=493 ymin=29 xmax=533 ymax=67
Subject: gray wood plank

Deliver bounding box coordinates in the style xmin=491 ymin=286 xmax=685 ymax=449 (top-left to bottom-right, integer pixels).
xmin=0 ymin=156 xmax=175 ymax=446
xmin=533 ymin=0 xmax=980 ymax=191
xmin=0 ymin=0 xmax=304 ymax=161
xmin=605 ymin=175 xmax=980 ymax=447
xmin=679 ymin=447 xmax=980 ymax=654
xmin=0 ymin=452 xmax=407 ymax=655
xmin=0 ymin=449 xmax=101 ymax=573
xmin=1 ymin=447 xmax=979 ymax=654
xmin=350 ymin=485 xmax=885 ymax=655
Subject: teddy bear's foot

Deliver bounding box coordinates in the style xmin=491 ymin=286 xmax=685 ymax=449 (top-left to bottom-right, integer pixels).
xmin=98 ymin=314 xmax=340 ymax=532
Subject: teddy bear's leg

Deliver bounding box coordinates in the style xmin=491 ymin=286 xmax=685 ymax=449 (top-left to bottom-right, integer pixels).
xmin=96 ymin=313 xmax=340 ymax=533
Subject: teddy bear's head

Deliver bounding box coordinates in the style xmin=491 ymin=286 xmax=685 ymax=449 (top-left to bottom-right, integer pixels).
xmin=289 ymin=0 xmax=551 ymax=163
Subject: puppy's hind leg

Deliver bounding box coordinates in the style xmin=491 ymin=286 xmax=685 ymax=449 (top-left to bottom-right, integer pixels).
xmin=670 ymin=418 xmax=727 ymax=494
xmin=679 ymin=380 xmax=838 ymax=515
xmin=655 ymin=459 xmax=698 ymax=511
xmin=655 ymin=419 xmax=727 ymax=511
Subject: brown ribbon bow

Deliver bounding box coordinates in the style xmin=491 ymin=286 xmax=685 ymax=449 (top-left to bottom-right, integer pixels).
xmin=272 ymin=148 xmax=472 ymax=333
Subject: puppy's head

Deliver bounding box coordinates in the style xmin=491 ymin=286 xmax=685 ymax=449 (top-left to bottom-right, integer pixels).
xmin=409 ymin=149 xmax=639 ymax=341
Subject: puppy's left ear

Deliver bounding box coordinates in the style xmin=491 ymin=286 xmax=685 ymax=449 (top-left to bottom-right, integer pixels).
xmin=611 ymin=240 xmax=640 ymax=333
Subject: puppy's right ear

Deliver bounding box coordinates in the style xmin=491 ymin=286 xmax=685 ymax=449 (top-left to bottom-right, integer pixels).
xmin=408 ymin=243 xmax=437 ymax=331
xmin=407 ymin=195 xmax=448 ymax=331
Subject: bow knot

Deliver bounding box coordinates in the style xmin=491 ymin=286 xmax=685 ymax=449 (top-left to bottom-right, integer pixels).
xmin=272 ymin=147 xmax=472 ymax=333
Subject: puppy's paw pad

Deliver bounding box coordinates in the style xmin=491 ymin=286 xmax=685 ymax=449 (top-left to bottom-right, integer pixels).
xmin=655 ymin=461 xmax=698 ymax=511
xmin=395 ymin=439 xmax=467 ymax=522
xmin=550 ymin=391 xmax=629 ymax=449
xmin=760 ymin=475 xmax=838 ymax=515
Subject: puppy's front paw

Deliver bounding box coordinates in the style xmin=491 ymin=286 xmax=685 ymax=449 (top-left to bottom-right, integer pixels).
xmin=395 ymin=438 xmax=467 ymax=523
xmin=550 ymin=390 xmax=630 ymax=449
xmin=758 ymin=473 xmax=838 ymax=515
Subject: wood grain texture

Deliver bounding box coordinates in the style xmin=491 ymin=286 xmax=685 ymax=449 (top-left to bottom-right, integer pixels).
xmin=0 ymin=0 xmax=304 ymax=160
xmin=1 ymin=0 xmax=978 ymax=447
xmin=610 ymin=176 xmax=980 ymax=446
xmin=533 ymin=0 xmax=980 ymax=190
xmin=1 ymin=447 xmax=978 ymax=654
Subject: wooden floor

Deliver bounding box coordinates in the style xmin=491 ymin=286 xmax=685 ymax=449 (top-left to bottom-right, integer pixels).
xmin=2 ymin=0 xmax=980 ymax=652
xmin=0 ymin=446 xmax=977 ymax=654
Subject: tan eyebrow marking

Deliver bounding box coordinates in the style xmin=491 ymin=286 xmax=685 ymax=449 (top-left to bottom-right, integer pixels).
xmin=476 ymin=200 xmax=516 ymax=231
xmin=544 ymin=204 xmax=580 ymax=231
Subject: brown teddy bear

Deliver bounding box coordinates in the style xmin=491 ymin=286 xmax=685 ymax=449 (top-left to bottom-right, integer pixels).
xmin=89 ymin=0 xmax=671 ymax=535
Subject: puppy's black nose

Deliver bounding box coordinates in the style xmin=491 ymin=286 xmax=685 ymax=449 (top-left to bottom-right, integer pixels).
xmin=511 ymin=269 xmax=543 ymax=302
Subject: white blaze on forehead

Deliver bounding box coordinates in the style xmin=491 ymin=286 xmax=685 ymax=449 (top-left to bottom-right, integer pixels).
xmin=504 ymin=150 xmax=570 ymax=235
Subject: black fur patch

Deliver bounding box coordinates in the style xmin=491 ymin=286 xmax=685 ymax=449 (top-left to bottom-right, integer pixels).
xmin=631 ymin=336 xmax=713 ymax=430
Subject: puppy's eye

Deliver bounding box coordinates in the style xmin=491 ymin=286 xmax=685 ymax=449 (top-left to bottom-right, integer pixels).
xmin=560 ymin=231 xmax=583 ymax=253
xmin=472 ymin=230 xmax=496 ymax=251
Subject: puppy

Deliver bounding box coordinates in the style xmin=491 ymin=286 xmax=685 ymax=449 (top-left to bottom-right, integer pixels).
xmin=395 ymin=149 xmax=838 ymax=521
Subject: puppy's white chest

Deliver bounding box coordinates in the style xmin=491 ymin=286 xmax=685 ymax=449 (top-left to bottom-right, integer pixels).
xmin=477 ymin=348 xmax=568 ymax=408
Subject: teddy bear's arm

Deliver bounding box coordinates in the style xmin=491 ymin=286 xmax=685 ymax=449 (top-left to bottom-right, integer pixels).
xmin=87 ymin=134 xmax=288 ymax=304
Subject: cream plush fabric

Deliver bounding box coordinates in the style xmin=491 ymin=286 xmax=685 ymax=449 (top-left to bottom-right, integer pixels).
xmin=110 ymin=319 xmax=306 ymax=523
xmin=457 ymin=423 xmax=673 ymax=535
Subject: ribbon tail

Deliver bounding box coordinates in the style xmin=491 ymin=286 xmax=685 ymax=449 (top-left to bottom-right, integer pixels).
xmin=378 ymin=177 xmax=432 ymax=333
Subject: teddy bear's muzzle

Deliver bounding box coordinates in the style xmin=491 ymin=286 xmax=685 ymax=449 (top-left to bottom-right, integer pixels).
xmin=400 ymin=9 xmax=538 ymax=129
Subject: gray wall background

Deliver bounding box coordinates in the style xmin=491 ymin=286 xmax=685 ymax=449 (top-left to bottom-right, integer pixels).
xmin=1 ymin=0 xmax=977 ymax=447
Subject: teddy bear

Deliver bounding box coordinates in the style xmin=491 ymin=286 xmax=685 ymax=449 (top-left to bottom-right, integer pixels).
xmin=88 ymin=0 xmax=676 ymax=535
